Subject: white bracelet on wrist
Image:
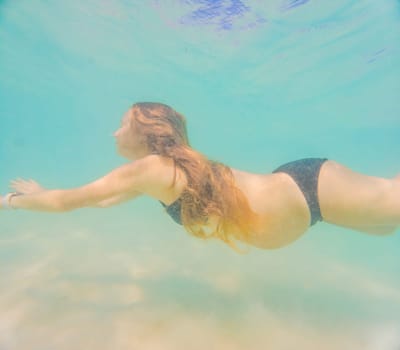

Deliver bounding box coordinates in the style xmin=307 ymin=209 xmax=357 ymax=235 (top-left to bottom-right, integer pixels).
xmin=1 ymin=192 xmax=20 ymax=209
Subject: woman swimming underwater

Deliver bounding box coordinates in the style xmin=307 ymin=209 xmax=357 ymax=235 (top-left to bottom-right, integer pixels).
xmin=1 ymin=103 xmax=399 ymax=249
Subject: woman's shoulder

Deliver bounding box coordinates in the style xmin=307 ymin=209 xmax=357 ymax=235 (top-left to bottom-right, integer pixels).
xmin=131 ymin=154 xmax=173 ymax=171
xmin=132 ymin=155 xmax=187 ymax=202
xmin=130 ymin=154 xmax=174 ymax=180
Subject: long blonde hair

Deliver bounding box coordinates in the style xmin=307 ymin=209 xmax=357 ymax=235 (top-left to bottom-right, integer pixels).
xmin=131 ymin=102 xmax=258 ymax=248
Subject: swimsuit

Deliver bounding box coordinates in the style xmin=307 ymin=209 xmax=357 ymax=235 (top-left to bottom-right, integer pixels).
xmin=272 ymin=158 xmax=328 ymax=225
xmin=161 ymin=158 xmax=328 ymax=227
xmin=160 ymin=198 xmax=183 ymax=225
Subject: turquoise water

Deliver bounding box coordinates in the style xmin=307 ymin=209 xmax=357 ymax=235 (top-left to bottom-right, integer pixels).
xmin=1 ymin=0 xmax=400 ymax=349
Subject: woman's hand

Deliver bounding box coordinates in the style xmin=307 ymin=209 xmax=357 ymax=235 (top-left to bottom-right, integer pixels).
xmin=10 ymin=178 xmax=46 ymax=194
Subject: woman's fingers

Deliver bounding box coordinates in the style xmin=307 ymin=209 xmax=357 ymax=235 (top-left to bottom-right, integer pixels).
xmin=10 ymin=179 xmax=29 ymax=187
xmin=9 ymin=178 xmax=45 ymax=194
xmin=10 ymin=179 xmax=29 ymax=193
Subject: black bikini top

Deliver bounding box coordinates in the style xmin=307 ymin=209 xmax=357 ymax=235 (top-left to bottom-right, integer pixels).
xmin=160 ymin=199 xmax=183 ymax=225
xmin=160 ymin=158 xmax=185 ymax=225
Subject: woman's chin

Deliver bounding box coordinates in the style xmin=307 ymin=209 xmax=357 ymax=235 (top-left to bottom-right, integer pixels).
xmin=118 ymin=151 xmax=136 ymax=160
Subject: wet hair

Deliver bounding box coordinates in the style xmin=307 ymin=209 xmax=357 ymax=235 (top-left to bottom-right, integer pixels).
xmin=131 ymin=102 xmax=259 ymax=249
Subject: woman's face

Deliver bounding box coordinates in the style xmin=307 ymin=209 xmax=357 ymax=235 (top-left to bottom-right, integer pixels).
xmin=113 ymin=109 xmax=147 ymax=159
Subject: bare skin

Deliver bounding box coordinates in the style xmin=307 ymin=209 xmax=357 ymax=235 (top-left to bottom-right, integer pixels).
xmin=2 ymin=110 xmax=399 ymax=249
xmin=231 ymin=161 xmax=399 ymax=248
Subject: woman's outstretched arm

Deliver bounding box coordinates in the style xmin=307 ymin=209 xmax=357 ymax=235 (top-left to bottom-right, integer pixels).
xmin=8 ymin=179 xmax=140 ymax=209
xmin=1 ymin=160 xmax=148 ymax=212
xmin=92 ymin=193 xmax=141 ymax=208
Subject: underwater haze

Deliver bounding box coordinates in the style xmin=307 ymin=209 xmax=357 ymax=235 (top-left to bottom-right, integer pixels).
xmin=1 ymin=0 xmax=400 ymax=349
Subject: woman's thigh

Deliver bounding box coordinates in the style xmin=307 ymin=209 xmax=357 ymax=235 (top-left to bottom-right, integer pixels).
xmin=318 ymin=161 xmax=399 ymax=228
